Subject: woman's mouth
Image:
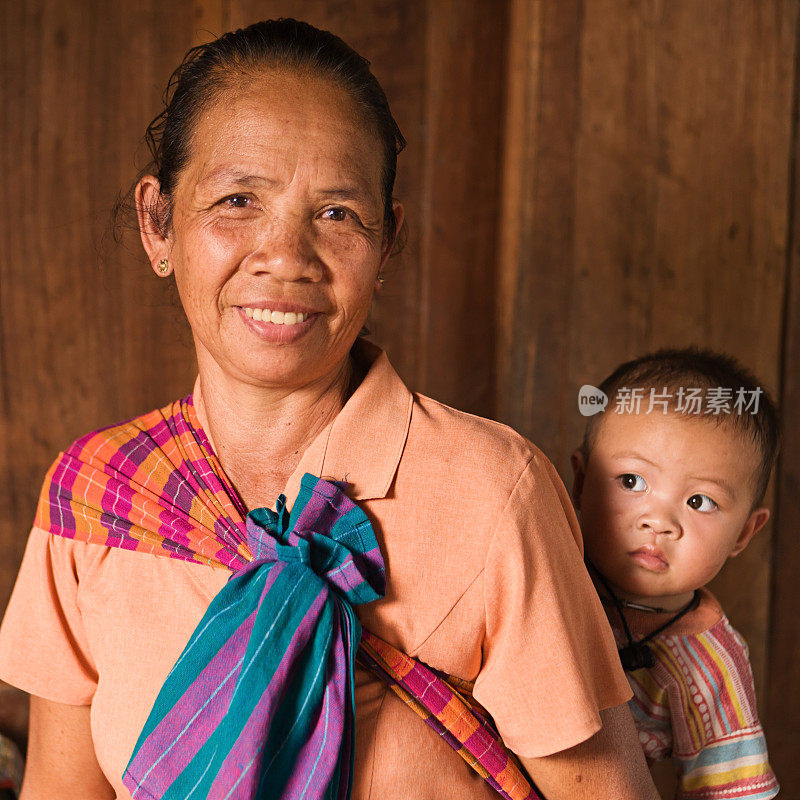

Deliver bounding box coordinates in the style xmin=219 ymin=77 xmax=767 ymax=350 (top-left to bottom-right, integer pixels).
xmin=236 ymin=305 xmax=318 ymax=342
xmin=242 ymin=306 xmax=310 ymax=325
xmin=628 ymin=545 xmax=669 ymax=572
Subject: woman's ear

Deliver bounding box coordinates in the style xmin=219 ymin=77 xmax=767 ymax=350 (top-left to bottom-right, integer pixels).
xmin=135 ymin=175 xmax=171 ymax=271
xmin=729 ymin=507 xmax=770 ymax=557
xmin=570 ymin=449 xmax=587 ymax=511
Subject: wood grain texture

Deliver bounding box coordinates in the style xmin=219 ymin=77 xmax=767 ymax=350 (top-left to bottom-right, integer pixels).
xmin=0 ymin=0 xmax=223 ymax=610
xmin=768 ymin=9 xmax=800 ymax=788
xmin=496 ymin=0 xmax=584 ymax=459
xmin=1 ymin=1 xmax=799 ymax=791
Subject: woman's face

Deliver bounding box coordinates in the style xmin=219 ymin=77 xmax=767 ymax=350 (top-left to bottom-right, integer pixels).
xmin=148 ymin=71 xmax=399 ymax=391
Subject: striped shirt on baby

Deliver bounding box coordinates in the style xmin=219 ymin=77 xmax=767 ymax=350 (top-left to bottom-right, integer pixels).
xmin=604 ymin=588 xmax=778 ymax=800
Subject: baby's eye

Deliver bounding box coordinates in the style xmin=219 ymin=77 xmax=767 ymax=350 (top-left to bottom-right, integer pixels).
xmin=618 ymin=473 xmax=647 ymax=492
xmin=687 ymin=494 xmax=717 ymax=512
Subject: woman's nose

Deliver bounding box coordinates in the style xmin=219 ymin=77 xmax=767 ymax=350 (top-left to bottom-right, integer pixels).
xmin=242 ymin=216 xmax=324 ymax=282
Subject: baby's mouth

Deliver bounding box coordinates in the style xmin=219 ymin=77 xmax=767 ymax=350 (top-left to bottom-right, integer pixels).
xmin=628 ymin=545 xmax=669 ymax=572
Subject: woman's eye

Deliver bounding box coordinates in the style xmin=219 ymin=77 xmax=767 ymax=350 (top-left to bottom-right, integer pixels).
xmin=221 ymin=195 xmax=251 ymax=208
xmin=321 ymin=207 xmax=351 ymax=222
xmin=618 ymin=473 xmax=647 ymax=492
xmin=687 ymin=494 xmax=717 ymax=512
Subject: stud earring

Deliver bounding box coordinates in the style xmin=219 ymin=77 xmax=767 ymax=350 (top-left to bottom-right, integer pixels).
xmin=376 ymin=272 xmax=385 ymax=285
xmin=156 ymin=259 xmax=170 ymax=275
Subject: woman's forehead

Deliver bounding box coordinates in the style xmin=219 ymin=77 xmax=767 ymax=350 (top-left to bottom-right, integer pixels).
xmin=182 ymin=71 xmax=384 ymax=194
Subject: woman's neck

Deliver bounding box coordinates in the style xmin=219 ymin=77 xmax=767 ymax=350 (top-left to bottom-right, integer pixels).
xmin=194 ymin=356 xmax=353 ymax=510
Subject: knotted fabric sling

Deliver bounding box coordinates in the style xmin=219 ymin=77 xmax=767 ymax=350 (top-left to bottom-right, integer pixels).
xmin=34 ymin=396 xmax=541 ymax=800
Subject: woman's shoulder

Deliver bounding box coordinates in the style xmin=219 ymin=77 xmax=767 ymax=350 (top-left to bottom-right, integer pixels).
xmin=59 ymin=398 xmax=188 ymax=459
xmin=405 ymin=391 xmax=554 ymax=489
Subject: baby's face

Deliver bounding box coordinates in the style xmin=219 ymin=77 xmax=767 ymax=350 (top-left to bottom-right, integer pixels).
xmin=572 ymin=411 xmax=768 ymax=610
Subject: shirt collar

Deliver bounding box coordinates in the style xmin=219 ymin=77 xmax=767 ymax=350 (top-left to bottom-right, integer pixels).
xmin=283 ymin=340 xmax=412 ymax=503
xmin=193 ymin=341 xmax=412 ymax=507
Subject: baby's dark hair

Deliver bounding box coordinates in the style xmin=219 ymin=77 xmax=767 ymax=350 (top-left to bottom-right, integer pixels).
xmin=580 ymin=347 xmax=780 ymax=505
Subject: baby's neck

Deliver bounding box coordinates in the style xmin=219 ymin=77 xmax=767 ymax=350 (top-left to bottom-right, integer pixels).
xmin=589 ymin=570 xmax=696 ymax=613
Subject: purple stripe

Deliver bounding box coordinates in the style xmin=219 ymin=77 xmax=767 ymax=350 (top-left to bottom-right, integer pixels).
xmin=213 ymin=544 xmax=247 ymax=570
xmin=280 ymin=612 xmax=348 ymax=800
xmin=128 ymin=566 xmax=283 ymax=790
xmin=402 ymin=667 xmax=451 ymax=716
xmin=100 ymin=476 xmax=135 ymax=540
xmin=208 ymin=588 xmax=329 ymax=797
xmin=293 ymin=484 xmax=353 ymax=542
xmin=463 ymin=726 xmax=507 ymax=773
xmin=106 ymin=429 xmax=156 ymax=475
xmin=155 ymin=508 xmax=194 ymax=547
xmin=162 ymin=469 xmax=197 ymax=517
xmin=147 ymin=415 xmax=174 ymax=449
xmin=47 ymin=455 xmax=81 ymax=535
xmin=349 ymin=544 xmax=385 ymax=590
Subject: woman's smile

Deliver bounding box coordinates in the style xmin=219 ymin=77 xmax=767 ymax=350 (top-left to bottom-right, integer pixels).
xmin=236 ymin=305 xmax=318 ymax=343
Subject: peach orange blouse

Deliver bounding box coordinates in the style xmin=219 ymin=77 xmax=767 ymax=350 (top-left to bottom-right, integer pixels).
xmin=0 ymin=343 xmax=630 ymax=799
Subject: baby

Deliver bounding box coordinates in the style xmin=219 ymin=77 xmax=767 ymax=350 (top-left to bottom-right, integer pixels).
xmin=571 ymin=348 xmax=779 ymax=800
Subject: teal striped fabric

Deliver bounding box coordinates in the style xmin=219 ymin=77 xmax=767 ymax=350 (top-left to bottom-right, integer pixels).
xmin=122 ymin=474 xmax=385 ymax=800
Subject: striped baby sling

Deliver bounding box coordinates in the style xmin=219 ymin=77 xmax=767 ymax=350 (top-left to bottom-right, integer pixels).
xmin=35 ymin=395 xmax=540 ymax=800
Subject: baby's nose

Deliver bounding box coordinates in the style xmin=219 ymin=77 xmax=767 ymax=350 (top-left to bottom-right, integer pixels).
xmin=636 ymin=509 xmax=682 ymax=538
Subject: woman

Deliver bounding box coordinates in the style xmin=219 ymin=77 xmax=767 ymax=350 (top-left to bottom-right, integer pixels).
xmin=0 ymin=19 xmax=657 ymax=800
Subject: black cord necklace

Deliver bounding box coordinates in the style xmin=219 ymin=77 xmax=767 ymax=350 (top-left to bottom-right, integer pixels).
xmin=589 ymin=563 xmax=700 ymax=672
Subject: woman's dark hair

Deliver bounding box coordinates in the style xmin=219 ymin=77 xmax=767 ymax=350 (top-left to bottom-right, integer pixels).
xmin=131 ymin=18 xmax=405 ymax=242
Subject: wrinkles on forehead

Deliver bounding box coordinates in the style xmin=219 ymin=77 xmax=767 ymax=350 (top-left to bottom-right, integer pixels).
xmin=196 ymin=70 xmax=380 ymax=164
xmin=172 ymin=74 xmax=385 ymax=223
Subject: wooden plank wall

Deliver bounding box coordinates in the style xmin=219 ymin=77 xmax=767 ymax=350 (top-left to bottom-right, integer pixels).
xmin=498 ymin=0 xmax=800 ymax=794
xmin=2 ymin=0 xmax=800 ymax=795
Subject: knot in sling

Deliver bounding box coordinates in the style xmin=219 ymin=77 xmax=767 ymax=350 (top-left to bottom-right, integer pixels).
xmin=124 ymin=476 xmax=382 ymax=799
xmin=35 ymin=396 xmax=541 ymax=800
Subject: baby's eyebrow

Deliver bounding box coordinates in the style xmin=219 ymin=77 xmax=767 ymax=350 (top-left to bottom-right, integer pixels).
xmin=687 ymin=475 xmax=735 ymax=500
xmin=610 ymin=452 xmax=659 ymax=467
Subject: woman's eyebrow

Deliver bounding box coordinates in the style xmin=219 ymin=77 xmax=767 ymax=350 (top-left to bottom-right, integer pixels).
xmin=196 ymin=168 xmax=275 ymax=189
xmin=317 ymin=185 xmax=376 ymax=203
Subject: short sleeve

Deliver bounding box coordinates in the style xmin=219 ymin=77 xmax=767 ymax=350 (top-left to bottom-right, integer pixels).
xmin=668 ymin=622 xmax=779 ymax=799
xmin=0 ymin=526 xmax=99 ymax=704
xmin=472 ymin=453 xmax=631 ymax=758
xmin=674 ymin=726 xmax=779 ymax=799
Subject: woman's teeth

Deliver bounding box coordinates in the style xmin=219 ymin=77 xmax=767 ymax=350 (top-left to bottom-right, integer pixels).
xmin=243 ymin=308 xmax=308 ymax=325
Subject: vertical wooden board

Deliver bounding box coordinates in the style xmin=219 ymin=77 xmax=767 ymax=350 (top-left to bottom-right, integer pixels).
xmin=0 ymin=0 xmax=224 ymax=611
xmin=768 ymin=25 xmax=800 ymax=789
xmin=229 ymin=0 xmax=428 ymax=390
xmin=496 ymin=0 xmax=584 ymax=460
xmin=570 ymin=0 xmax=792 ymax=432
xmin=414 ymin=0 xmax=507 ymax=415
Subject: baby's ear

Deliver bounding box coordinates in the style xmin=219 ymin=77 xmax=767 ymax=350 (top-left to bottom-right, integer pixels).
xmin=730 ymin=507 xmax=771 ymax=557
xmin=570 ymin=449 xmax=586 ymax=510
